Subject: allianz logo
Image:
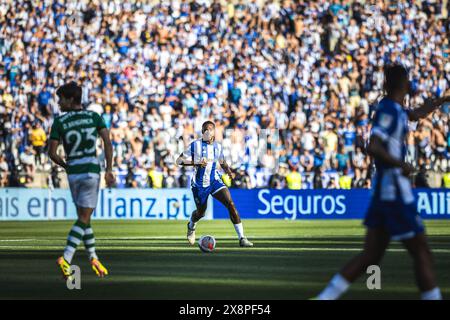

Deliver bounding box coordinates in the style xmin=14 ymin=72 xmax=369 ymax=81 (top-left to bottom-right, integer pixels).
xmin=417 ymin=192 xmax=450 ymax=215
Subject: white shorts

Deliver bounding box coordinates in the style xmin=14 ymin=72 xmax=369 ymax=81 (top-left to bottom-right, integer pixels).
xmin=68 ymin=173 xmax=100 ymax=209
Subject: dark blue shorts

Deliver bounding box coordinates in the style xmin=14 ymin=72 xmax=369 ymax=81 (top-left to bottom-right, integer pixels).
xmin=192 ymin=180 xmax=227 ymax=207
xmin=364 ymin=199 xmax=425 ymax=240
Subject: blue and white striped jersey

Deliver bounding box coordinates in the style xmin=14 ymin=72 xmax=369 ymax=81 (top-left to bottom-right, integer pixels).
xmin=183 ymin=139 xmax=224 ymax=188
xmin=370 ymin=97 xmax=414 ymax=204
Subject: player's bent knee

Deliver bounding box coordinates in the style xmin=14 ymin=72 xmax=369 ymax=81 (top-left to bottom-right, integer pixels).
xmin=197 ymin=210 xmax=206 ymax=218
xmin=360 ymin=251 xmax=382 ymax=266
xmin=78 ymin=211 xmax=89 ymax=220
xmin=417 ymin=247 xmax=433 ymax=262
xmin=227 ymin=201 xmax=237 ymax=212
xmin=406 ymin=239 xmax=431 ymax=259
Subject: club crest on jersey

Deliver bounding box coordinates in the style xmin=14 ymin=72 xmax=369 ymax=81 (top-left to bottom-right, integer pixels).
xmin=379 ymin=113 xmax=393 ymax=129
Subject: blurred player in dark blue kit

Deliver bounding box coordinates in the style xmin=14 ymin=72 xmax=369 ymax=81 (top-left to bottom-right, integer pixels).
xmin=316 ymin=65 xmax=450 ymax=300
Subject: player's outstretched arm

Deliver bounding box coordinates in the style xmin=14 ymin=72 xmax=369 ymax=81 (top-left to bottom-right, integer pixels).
xmin=48 ymin=139 xmax=67 ymax=170
xmin=176 ymin=154 xmax=207 ymax=167
xmin=176 ymin=154 xmax=191 ymax=166
xmin=219 ymin=159 xmax=235 ymax=180
xmin=367 ymin=136 xmax=413 ymax=176
xmin=408 ymin=95 xmax=450 ymax=121
xmin=98 ymin=128 xmax=115 ymax=187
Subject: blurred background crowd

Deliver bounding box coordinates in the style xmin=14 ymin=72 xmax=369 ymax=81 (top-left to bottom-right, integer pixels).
xmin=0 ymin=0 xmax=449 ymax=190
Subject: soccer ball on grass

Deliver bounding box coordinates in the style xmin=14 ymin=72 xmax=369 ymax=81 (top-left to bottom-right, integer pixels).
xmin=198 ymin=235 xmax=216 ymax=253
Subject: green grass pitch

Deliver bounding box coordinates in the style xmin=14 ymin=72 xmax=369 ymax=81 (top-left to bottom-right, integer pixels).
xmin=0 ymin=219 xmax=449 ymax=299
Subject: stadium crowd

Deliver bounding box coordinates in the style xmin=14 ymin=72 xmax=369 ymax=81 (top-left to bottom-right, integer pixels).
xmin=0 ymin=0 xmax=449 ymax=189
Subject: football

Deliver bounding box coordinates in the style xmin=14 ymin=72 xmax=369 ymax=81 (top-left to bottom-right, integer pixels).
xmin=198 ymin=235 xmax=216 ymax=253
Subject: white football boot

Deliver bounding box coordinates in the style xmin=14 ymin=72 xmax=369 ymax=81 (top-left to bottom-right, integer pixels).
xmin=239 ymin=237 xmax=254 ymax=247
xmin=187 ymin=223 xmax=196 ymax=245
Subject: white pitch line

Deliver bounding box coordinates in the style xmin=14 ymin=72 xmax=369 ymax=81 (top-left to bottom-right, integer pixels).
xmin=0 ymin=236 xmax=355 ymax=242
xmin=0 ymin=239 xmax=36 ymax=242
xmin=0 ymin=245 xmax=449 ymax=254
xmin=95 ymin=236 xmax=363 ymax=240
xmin=0 ymin=246 xmax=359 ymax=251
xmin=2 ymin=235 xmax=449 ymax=241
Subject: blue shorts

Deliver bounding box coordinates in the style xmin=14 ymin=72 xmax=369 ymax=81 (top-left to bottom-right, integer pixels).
xmin=192 ymin=180 xmax=227 ymax=207
xmin=364 ymin=199 xmax=425 ymax=240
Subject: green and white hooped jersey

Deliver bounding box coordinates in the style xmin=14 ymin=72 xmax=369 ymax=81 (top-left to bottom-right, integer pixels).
xmin=50 ymin=110 xmax=106 ymax=175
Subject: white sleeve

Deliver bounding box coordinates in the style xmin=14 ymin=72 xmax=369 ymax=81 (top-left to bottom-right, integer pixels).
xmin=181 ymin=143 xmax=192 ymax=159
xmin=182 ymin=140 xmax=204 ymax=163
xmin=176 ymin=142 xmax=194 ymax=165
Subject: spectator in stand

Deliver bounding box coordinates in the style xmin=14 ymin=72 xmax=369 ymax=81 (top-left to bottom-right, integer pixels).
xmin=19 ymin=146 xmax=35 ymax=183
xmin=300 ymin=149 xmax=314 ymax=173
xmin=0 ymin=155 xmax=9 ymax=187
xmin=0 ymin=0 xmax=448 ymax=189
xmin=29 ymin=122 xmax=47 ymax=168
xmin=269 ymin=164 xmax=288 ymax=189
xmin=286 ymin=166 xmax=302 ymax=190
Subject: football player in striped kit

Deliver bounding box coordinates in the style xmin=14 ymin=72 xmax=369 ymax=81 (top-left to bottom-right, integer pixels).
xmin=176 ymin=121 xmax=253 ymax=247
xmin=49 ymin=82 xmax=116 ymax=279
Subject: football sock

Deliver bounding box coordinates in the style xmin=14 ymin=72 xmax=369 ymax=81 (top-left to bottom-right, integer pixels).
xmin=421 ymin=287 xmax=442 ymax=300
xmin=317 ymin=273 xmax=350 ymax=300
xmin=63 ymin=220 xmax=87 ymax=264
xmin=234 ymin=223 xmax=245 ymax=239
xmin=83 ymin=224 xmax=98 ymax=261
xmin=188 ymin=216 xmax=197 ymax=230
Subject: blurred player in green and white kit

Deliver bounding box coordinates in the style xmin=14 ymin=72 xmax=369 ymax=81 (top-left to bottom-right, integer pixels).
xmin=48 ymin=82 xmax=115 ymax=279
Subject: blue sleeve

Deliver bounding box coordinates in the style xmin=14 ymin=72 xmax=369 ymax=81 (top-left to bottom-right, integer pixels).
xmin=371 ymin=104 xmax=398 ymax=141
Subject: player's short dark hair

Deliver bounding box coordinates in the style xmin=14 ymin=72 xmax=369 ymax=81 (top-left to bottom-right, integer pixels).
xmin=383 ymin=64 xmax=409 ymax=94
xmin=202 ymin=121 xmax=215 ymax=132
xmin=56 ymin=81 xmax=82 ymax=105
